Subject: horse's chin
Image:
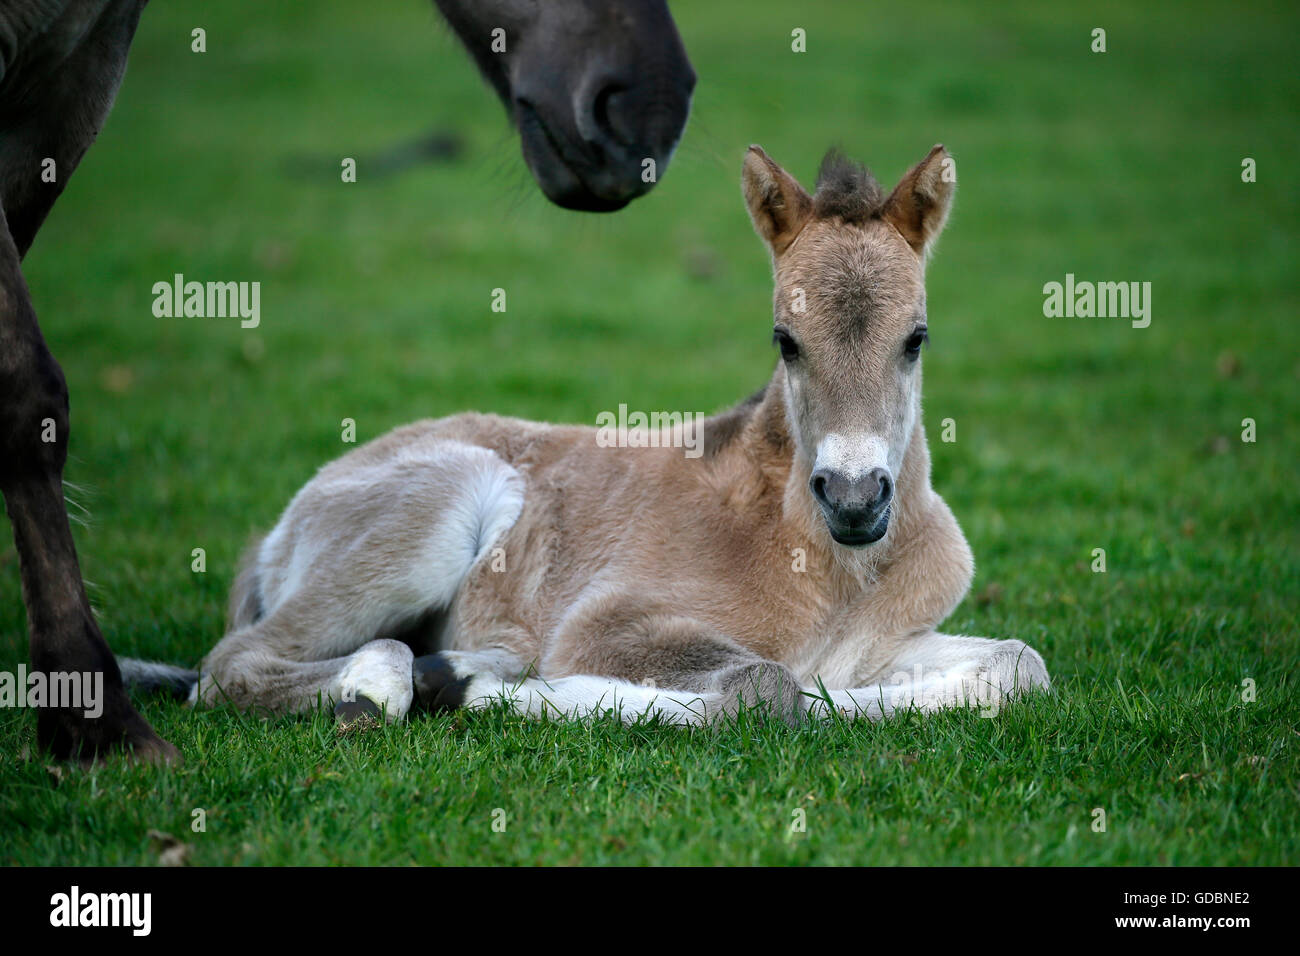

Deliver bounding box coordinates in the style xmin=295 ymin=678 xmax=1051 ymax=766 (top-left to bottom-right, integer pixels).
xmin=538 ymin=174 xmax=634 ymax=213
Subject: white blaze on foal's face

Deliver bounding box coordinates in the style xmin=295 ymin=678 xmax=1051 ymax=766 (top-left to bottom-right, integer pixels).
xmin=742 ymin=144 xmax=955 ymax=547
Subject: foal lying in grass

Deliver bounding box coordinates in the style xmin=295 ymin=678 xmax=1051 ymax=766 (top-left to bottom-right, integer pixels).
xmin=133 ymin=144 xmax=1051 ymax=726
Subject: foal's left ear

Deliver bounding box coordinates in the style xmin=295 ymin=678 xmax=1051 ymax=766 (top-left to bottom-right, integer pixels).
xmin=882 ymin=145 xmax=955 ymax=258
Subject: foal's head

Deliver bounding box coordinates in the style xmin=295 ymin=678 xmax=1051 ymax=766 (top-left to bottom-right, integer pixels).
xmin=743 ymin=144 xmax=956 ymax=547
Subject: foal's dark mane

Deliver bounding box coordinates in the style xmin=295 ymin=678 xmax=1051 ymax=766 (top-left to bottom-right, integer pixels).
xmin=812 ymin=150 xmax=887 ymax=224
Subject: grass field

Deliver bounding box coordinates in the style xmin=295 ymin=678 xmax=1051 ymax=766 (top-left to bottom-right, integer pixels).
xmin=1 ymin=0 xmax=1297 ymax=865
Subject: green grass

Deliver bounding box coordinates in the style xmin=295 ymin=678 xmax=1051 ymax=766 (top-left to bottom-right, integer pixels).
xmin=2 ymin=0 xmax=1297 ymax=865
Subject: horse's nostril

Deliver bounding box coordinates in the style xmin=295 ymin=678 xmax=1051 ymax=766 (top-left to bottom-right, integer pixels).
xmin=585 ymin=81 xmax=633 ymax=151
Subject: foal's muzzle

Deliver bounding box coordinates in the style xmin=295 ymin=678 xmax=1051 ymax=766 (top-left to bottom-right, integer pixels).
xmin=810 ymin=466 xmax=893 ymax=547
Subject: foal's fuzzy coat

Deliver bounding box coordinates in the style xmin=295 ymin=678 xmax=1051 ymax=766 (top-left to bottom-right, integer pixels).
xmin=181 ymin=145 xmax=1050 ymax=725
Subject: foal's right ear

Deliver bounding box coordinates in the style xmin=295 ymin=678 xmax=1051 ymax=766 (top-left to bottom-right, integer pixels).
xmin=742 ymin=146 xmax=813 ymax=257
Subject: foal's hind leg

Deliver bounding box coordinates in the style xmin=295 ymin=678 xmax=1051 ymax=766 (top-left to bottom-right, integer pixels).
xmin=195 ymin=592 xmax=418 ymax=720
xmin=197 ymin=547 xmax=479 ymax=720
xmin=197 ymin=439 xmax=525 ymax=722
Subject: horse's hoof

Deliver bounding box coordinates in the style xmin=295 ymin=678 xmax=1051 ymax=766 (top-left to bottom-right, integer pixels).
xmin=411 ymin=654 xmax=471 ymax=714
xmin=122 ymin=733 xmax=183 ymax=766
xmin=334 ymin=695 xmax=382 ymax=730
xmin=81 ymin=730 xmax=182 ymax=768
xmin=41 ymin=706 xmax=182 ymax=767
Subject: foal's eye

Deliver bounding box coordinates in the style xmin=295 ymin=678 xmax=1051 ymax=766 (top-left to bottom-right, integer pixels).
xmin=904 ymin=328 xmax=929 ymax=360
xmin=773 ymin=328 xmax=800 ymax=362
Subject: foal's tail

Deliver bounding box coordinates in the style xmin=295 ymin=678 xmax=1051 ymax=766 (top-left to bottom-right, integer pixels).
xmin=118 ymin=659 xmax=199 ymax=700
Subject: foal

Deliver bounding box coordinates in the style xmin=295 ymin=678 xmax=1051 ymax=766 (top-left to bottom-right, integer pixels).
xmin=177 ymin=144 xmax=1051 ymax=724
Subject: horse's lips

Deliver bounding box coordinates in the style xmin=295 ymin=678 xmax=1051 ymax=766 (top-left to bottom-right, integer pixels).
xmin=514 ymin=100 xmax=635 ymax=212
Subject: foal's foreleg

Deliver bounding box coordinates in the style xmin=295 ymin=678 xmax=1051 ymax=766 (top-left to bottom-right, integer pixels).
xmin=459 ymin=673 xmax=720 ymax=726
xmin=812 ymin=632 xmax=1051 ymax=720
xmin=543 ymin=602 xmax=808 ymax=725
xmin=422 ymin=602 xmax=808 ymax=726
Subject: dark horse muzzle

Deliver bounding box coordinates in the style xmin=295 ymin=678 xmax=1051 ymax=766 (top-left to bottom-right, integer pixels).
xmin=510 ymin=2 xmax=695 ymax=211
xmin=435 ymin=0 xmax=696 ymax=212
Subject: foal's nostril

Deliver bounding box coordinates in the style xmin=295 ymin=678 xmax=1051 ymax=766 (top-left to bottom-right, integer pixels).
xmin=811 ymin=466 xmax=892 ymax=516
xmin=874 ymin=469 xmax=893 ymax=504
xmin=811 ymin=473 xmax=829 ymax=506
xmin=861 ymin=467 xmax=893 ymax=511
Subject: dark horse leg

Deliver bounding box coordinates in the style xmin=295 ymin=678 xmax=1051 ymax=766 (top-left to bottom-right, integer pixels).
xmin=0 ymin=0 xmax=176 ymax=763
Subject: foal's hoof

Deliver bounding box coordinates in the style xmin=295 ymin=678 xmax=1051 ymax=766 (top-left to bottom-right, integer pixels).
xmin=411 ymin=654 xmax=471 ymax=714
xmin=334 ymin=695 xmax=382 ymax=730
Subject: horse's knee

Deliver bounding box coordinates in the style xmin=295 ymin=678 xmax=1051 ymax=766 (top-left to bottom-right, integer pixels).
xmin=0 ymin=334 xmax=70 ymax=483
xmin=714 ymin=660 xmax=805 ymax=725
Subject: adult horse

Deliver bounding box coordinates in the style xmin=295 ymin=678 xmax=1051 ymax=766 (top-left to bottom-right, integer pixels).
xmin=0 ymin=0 xmax=695 ymax=763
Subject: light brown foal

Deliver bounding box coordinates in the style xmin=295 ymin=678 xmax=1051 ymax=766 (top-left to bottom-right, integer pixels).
xmin=133 ymin=143 xmax=1051 ymax=726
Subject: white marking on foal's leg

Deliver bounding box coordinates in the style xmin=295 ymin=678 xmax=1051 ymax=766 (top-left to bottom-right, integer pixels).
xmin=335 ymin=639 xmax=415 ymax=720
xmin=463 ymin=674 xmax=714 ymax=726
xmin=439 ymin=648 xmax=529 ymax=681
xmin=810 ymin=672 xmax=988 ymax=720
xmin=811 ymin=633 xmax=1052 ymax=721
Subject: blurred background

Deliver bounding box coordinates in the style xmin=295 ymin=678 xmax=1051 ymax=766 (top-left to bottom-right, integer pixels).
xmin=1 ymin=0 xmax=1296 ymax=678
